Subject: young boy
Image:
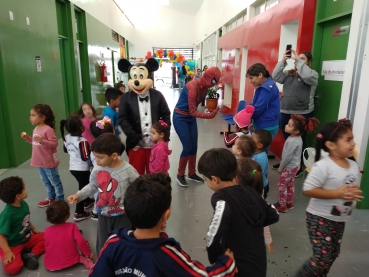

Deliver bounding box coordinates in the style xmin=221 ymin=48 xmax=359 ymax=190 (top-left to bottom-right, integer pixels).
xmin=89 ymin=173 xmax=236 ymax=277
xmin=252 ymin=129 xmax=272 ymax=199
xmin=102 ymin=87 xmax=123 ymax=136
xmin=198 ymin=148 xmax=279 ymax=277
xmin=0 ymin=176 xmax=45 ymax=275
xmin=115 ymin=82 xmax=126 ymax=93
xmin=231 ymin=135 xmax=256 ymax=159
xmin=67 ymin=133 xmax=139 ymax=254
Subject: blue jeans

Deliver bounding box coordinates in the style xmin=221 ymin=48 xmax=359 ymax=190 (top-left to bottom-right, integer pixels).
xmin=38 ymin=167 xmax=64 ymax=200
xmin=173 ymin=111 xmax=198 ymax=157
xmin=260 ymin=127 xmax=279 ymax=155
xmin=178 ymin=79 xmax=185 ymax=90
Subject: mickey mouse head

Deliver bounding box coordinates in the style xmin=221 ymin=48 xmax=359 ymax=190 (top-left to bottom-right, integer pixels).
xmin=118 ymin=58 xmax=159 ymax=95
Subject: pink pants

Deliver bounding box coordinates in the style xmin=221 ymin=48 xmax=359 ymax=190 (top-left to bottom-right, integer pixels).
xmin=0 ymin=233 xmax=44 ymax=275
xmin=278 ymin=166 xmax=299 ymax=206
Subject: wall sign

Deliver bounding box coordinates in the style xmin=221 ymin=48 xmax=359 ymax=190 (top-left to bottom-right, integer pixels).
xmin=333 ymin=25 xmax=350 ymax=36
xmin=35 ymin=56 xmax=42 ymax=72
xmin=321 ymin=60 xmax=345 ymax=81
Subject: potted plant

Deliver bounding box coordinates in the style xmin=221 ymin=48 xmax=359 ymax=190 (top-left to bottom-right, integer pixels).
xmin=205 ymin=86 xmax=220 ymax=112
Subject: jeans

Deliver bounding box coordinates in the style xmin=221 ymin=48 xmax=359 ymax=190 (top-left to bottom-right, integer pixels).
xmin=178 ymin=79 xmax=185 ymax=90
xmin=280 ymin=112 xmax=313 ymax=167
xmin=38 ymin=167 xmax=64 ymax=200
xmin=173 ymin=111 xmax=198 ymax=157
xmin=260 ymin=127 xmax=279 ymax=155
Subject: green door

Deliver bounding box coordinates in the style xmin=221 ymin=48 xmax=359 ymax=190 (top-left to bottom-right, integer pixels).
xmin=313 ymin=15 xmax=351 ymax=125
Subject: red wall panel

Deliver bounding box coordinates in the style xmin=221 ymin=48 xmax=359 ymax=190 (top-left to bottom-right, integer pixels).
xmin=218 ymin=0 xmax=316 ymax=158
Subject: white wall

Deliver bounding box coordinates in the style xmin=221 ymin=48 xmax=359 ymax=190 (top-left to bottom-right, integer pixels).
xmin=340 ymin=0 xmax=369 ymax=173
xmin=195 ymin=0 xmax=255 ymax=45
xmin=70 ymin=0 xmax=135 ymax=44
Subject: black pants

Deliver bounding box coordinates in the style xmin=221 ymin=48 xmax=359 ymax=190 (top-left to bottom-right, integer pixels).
xmin=70 ymin=170 xmax=90 ymax=214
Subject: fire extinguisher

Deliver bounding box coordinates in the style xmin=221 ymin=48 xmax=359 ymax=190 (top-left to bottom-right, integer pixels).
xmin=100 ymin=61 xmax=108 ymax=82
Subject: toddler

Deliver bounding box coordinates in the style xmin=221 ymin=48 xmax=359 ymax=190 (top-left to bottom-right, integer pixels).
xmin=77 ymin=102 xmax=97 ymax=145
xmin=44 ymin=200 xmax=93 ymax=271
xmin=149 ymin=120 xmax=172 ymax=174
xmin=275 ymin=114 xmax=319 ymax=212
xmin=224 ymin=105 xmax=254 ymax=148
xmin=252 ymin=129 xmax=272 ymax=198
xmin=21 ymin=104 xmax=64 ymax=208
xmin=102 ymin=87 xmax=123 ymax=136
xmin=295 ymin=119 xmax=363 ymax=276
xmin=61 ymin=115 xmax=94 ymax=221
xmin=0 ymin=176 xmax=44 ymax=275
xmin=232 ymin=135 xmax=256 ymax=159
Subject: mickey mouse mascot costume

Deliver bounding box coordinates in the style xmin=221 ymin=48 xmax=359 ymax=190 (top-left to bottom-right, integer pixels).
xmin=173 ymin=67 xmax=221 ymax=187
xmin=118 ymin=58 xmax=171 ymax=175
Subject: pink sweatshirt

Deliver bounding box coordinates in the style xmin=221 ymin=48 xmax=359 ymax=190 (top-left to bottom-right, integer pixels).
xmin=149 ymin=141 xmax=172 ymax=174
xmin=44 ymin=222 xmax=92 ymax=271
xmin=26 ymin=125 xmax=59 ymax=168
xmin=82 ymin=117 xmax=95 ymax=145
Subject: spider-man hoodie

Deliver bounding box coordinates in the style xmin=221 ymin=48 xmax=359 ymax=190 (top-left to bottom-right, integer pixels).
xmin=89 ymin=228 xmax=236 ymax=277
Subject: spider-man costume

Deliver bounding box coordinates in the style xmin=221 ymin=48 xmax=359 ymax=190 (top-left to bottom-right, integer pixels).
xmin=173 ymin=67 xmax=221 ymax=180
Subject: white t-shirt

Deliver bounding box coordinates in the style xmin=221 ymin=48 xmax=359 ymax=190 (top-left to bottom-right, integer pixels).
xmin=303 ymin=156 xmax=360 ymax=222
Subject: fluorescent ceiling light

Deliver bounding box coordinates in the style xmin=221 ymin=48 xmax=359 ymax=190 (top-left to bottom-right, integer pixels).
xmin=158 ymin=0 xmax=169 ymax=5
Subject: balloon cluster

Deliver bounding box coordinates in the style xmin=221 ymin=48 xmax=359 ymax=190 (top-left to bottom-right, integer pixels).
xmin=145 ymin=49 xmax=186 ymax=65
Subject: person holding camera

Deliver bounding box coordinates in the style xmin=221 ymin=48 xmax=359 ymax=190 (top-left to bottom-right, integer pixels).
xmin=272 ymin=49 xmax=318 ymax=178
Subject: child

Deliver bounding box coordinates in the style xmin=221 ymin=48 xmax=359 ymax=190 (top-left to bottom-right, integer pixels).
xmin=198 ymin=148 xmax=279 ymax=276
xmin=102 ymin=87 xmax=123 ymax=136
xmin=89 ymin=173 xmax=236 ymax=277
xmin=77 ymin=102 xmax=97 ymax=145
xmin=237 ymin=158 xmax=275 ymax=255
xmin=149 ymin=120 xmax=172 ymax=174
xmin=252 ymin=129 xmax=272 ymax=199
xmin=61 ymin=115 xmax=94 ymax=221
xmin=44 ymin=200 xmax=94 ymax=271
xmin=0 ymin=176 xmax=44 ymax=275
xmin=294 ymin=119 xmax=363 ymax=276
xmin=21 ymin=104 xmax=64 ymax=208
xmin=224 ymin=105 xmax=254 ymax=148
xmin=275 ymin=114 xmax=319 ymax=213
xmin=89 ymin=117 xmax=125 ymax=220
xmin=67 ymin=133 xmax=139 ymax=254
xmin=115 ymin=82 xmax=126 ymax=93
xmin=232 ymin=135 xmax=256 ymax=159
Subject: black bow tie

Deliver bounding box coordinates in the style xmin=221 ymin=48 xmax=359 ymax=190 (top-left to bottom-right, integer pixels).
xmin=139 ymin=96 xmax=149 ymax=102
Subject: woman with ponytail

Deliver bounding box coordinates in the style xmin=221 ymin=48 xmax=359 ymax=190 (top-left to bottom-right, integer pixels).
xmin=275 ymin=114 xmax=319 ymax=213
xmin=246 ymin=63 xmax=280 ymax=154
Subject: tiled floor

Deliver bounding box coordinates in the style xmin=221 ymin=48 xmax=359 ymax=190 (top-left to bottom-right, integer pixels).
xmin=1 ymin=85 xmax=368 ymax=277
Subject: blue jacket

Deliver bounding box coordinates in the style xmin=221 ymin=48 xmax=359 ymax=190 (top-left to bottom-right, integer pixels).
xmin=251 ymin=77 xmax=280 ymax=130
xmin=89 ymin=228 xmax=236 ymax=277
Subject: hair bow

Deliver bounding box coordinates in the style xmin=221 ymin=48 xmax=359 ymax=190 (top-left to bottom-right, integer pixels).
xmin=96 ymin=116 xmax=112 ymax=129
xmin=159 ymin=120 xmax=168 ymax=127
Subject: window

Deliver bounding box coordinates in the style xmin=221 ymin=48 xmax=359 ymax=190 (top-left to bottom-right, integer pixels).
xmin=254 ymin=0 xmax=284 ymax=16
xmin=224 ymin=9 xmax=247 ymax=34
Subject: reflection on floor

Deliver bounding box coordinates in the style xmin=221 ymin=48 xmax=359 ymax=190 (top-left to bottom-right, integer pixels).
xmin=1 ymin=86 xmax=368 ymax=277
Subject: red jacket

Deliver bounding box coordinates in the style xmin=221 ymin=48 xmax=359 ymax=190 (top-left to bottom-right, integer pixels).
xmin=149 ymin=141 xmax=172 ymax=174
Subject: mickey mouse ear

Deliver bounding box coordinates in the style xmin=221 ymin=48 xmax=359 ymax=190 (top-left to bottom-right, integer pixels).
xmin=118 ymin=59 xmax=132 ymax=73
xmin=146 ymin=58 xmax=159 ymax=72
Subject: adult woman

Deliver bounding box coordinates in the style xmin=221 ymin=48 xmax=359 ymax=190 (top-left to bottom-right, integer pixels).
xmin=178 ymin=65 xmax=187 ymax=90
xmin=272 ymin=49 xmax=318 ymax=177
xmin=246 ymin=63 xmax=280 ymax=154
xmin=173 ymin=67 xmax=221 ymax=187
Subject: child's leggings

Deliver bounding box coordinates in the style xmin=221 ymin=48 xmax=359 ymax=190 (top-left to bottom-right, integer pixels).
xmin=294 ymin=212 xmax=345 ymax=277
xmin=278 ymin=165 xmax=299 ymax=206
xmin=0 ymin=233 xmax=44 ymax=275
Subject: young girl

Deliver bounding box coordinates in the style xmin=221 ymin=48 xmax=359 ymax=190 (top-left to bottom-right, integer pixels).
xmin=89 ymin=116 xmax=125 ymax=220
xmin=44 ymin=200 xmax=94 ymax=271
xmin=275 ymin=114 xmax=319 ymax=213
xmin=77 ymin=102 xmax=97 ymax=145
xmin=237 ymin=158 xmax=274 ymax=254
xmin=21 ymin=104 xmax=64 ymax=208
xmin=295 ymin=119 xmax=363 ymax=276
xmin=60 ymin=115 xmax=94 ymax=221
xmin=232 ymin=135 xmax=256 ymax=159
xmin=149 ymin=120 xmax=172 ymax=174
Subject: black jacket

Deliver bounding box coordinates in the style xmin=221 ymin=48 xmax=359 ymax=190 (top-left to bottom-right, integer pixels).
xmin=207 ymin=185 xmax=279 ymax=277
xmin=118 ymin=88 xmax=171 ymax=152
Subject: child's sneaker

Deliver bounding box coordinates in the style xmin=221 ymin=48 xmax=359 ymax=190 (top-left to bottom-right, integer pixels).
xmin=287 ymin=202 xmax=294 ymax=210
xmin=79 ymin=256 xmax=94 ymax=269
xmin=91 ymin=212 xmax=98 ymax=220
xmin=21 ymin=252 xmax=39 ymax=270
xmin=38 ymin=198 xmax=55 ymax=208
xmin=84 ymin=198 xmax=95 ymax=210
xmin=274 ymin=202 xmax=288 ymax=213
xmin=74 ymin=211 xmax=91 ymax=222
